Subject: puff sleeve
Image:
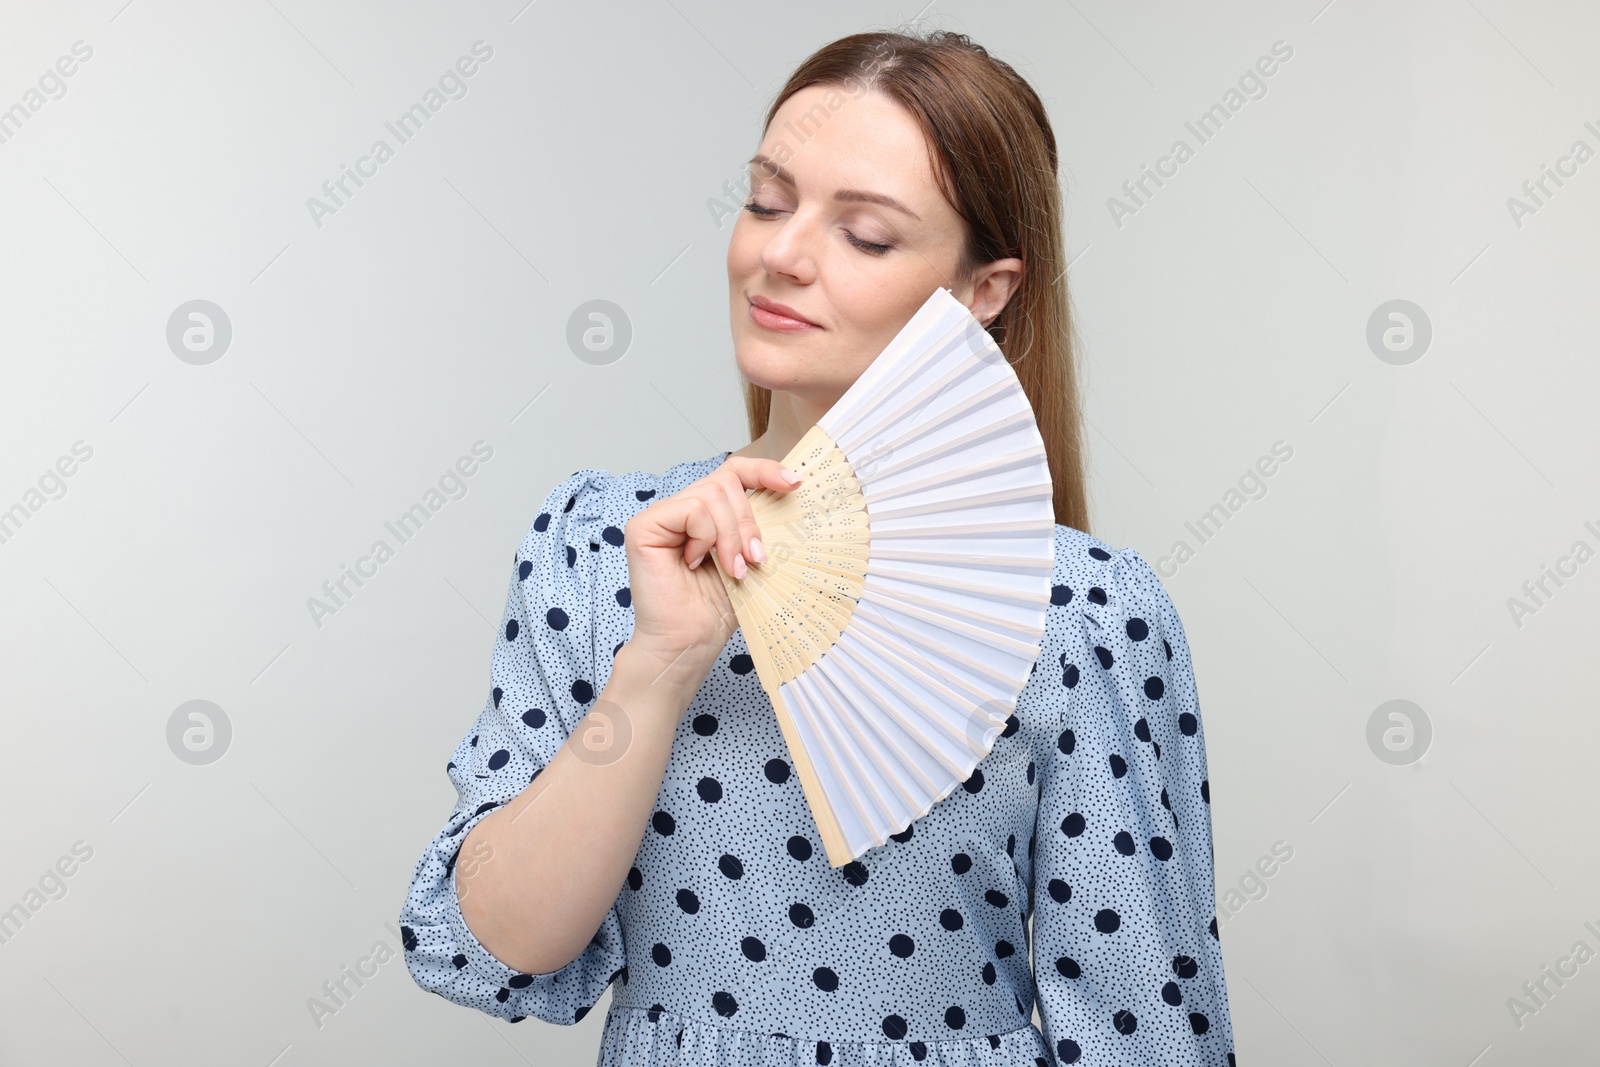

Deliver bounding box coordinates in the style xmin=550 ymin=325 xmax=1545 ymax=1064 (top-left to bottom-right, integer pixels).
xmin=398 ymin=469 xmax=629 ymax=1024
xmin=1030 ymin=546 xmax=1237 ymax=1065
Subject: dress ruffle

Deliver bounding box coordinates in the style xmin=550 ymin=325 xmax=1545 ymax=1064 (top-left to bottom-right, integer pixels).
xmin=598 ymin=1002 xmax=1053 ymax=1067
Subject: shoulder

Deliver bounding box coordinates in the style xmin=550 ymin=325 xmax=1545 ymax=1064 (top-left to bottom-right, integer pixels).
xmin=1049 ymin=523 xmax=1189 ymax=651
xmin=518 ymin=450 xmax=731 ymax=556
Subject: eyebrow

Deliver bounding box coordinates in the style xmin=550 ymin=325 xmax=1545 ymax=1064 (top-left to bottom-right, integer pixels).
xmin=748 ymin=154 xmax=922 ymax=221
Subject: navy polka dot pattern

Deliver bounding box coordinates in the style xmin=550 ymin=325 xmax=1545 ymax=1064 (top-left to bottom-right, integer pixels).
xmin=399 ymin=451 xmax=1237 ymax=1065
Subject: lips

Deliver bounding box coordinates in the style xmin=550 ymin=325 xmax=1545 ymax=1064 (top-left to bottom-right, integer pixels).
xmin=748 ymin=294 xmax=820 ymax=330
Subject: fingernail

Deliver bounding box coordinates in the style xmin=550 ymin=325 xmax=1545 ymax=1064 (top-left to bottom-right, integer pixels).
xmin=689 ymin=553 xmax=704 ymax=570
xmin=733 ymin=553 xmax=746 ymax=579
xmin=780 ymin=467 xmax=801 ymax=484
xmin=749 ymin=537 xmax=766 ymax=563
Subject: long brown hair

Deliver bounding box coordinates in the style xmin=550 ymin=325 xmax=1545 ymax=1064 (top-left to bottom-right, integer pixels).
xmin=741 ymin=28 xmax=1090 ymax=533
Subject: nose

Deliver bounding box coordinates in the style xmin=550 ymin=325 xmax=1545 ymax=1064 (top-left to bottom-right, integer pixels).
xmin=757 ymin=209 xmax=819 ymax=285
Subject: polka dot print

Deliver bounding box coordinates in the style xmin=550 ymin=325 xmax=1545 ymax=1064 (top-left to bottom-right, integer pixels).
xmin=399 ymin=452 xmax=1237 ymax=1065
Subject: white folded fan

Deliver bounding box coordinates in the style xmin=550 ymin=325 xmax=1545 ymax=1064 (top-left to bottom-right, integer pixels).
xmin=711 ymin=286 xmax=1055 ymax=868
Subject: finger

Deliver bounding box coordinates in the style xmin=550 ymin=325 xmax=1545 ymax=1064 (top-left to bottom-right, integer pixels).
xmin=718 ymin=455 xmax=805 ymax=495
xmin=629 ymin=494 xmax=715 ymax=569
xmin=680 ymin=495 xmax=718 ymax=569
xmin=716 ymin=470 xmax=767 ymax=566
xmin=694 ymin=479 xmax=749 ymax=580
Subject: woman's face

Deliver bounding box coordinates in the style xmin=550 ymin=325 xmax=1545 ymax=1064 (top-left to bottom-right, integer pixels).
xmin=726 ymin=83 xmax=1020 ymax=413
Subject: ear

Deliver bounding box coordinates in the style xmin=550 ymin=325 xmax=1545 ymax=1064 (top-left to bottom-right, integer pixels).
xmin=956 ymin=258 xmax=1024 ymax=326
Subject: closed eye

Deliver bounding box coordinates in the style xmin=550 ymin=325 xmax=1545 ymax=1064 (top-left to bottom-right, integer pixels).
xmin=742 ymin=202 xmax=895 ymax=256
xmin=843 ymin=230 xmax=892 ymax=255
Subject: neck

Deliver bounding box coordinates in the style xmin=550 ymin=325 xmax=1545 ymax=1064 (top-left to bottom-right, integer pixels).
xmin=733 ymin=389 xmax=837 ymax=463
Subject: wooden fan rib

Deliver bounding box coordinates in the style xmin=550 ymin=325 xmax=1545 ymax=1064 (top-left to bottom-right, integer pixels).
xmin=778 ymin=572 xmax=863 ymax=612
xmin=752 ymin=488 xmax=870 ymax=545
xmin=729 ymin=569 xmax=819 ymax=682
xmin=771 ymin=517 xmax=857 ymax=566
xmin=758 ymin=477 xmax=860 ymax=524
xmin=769 ymin=569 xmax=869 ymax=607
xmin=771 ymin=542 xmax=866 ymax=565
xmin=748 ymin=561 xmax=858 ymax=632
xmin=739 ymin=433 xmax=876 ymax=688
xmin=740 ymin=573 xmax=851 ymax=683
xmin=724 ymin=571 xmax=855 ymax=867
xmin=778 ymin=424 xmax=848 ymax=477
xmin=758 ymin=554 xmax=863 ymax=615
xmin=762 ymin=538 xmax=870 ymax=566
xmin=753 ymin=619 xmax=814 ymax=684
xmin=766 ymin=554 xmax=867 ymax=584
xmin=756 ymin=611 xmax=830 ymax=685
xmin=759 ymin=506 xmax=868 ymax=537
xmin=757 ymin=473 xmax=862 ymax=512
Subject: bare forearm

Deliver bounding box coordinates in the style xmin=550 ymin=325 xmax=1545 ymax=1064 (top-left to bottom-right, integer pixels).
xmin=455 ymin=640 xmax=715 ymax=975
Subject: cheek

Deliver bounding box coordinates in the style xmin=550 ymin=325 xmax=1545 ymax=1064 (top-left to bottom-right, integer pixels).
xmin=831 ymin=278 xmax=908 ymax=345
xmin=828 ymin=280 xmax=878 ymax=325
xmin=726 ymin=217 xmax=760 ymax=275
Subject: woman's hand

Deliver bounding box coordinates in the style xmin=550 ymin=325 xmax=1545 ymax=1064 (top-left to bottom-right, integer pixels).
xmin=623 ymin=456 xmax=802 ymax=679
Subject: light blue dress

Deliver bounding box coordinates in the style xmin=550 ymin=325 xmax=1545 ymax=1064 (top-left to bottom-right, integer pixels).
xmin=399 ymin=451 xmax=1238 ymax=1066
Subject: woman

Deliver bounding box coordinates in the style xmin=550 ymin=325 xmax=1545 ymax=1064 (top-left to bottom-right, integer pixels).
xmin=400 ymin=29 xmax=1237 ymax=1067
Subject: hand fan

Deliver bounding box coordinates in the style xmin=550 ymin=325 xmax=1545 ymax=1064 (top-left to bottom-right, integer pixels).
xmin=711 ymin=286 xmax=1055 ymax=868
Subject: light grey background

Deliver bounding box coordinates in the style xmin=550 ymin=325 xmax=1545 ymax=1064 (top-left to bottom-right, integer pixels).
xmin=2 ymin=0 xmax=1597 ymax=1064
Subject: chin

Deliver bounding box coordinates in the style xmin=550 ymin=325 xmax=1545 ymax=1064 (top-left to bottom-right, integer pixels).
xmin=732 ymin=344 xmax=808 ymax=390
xmin=732 ymin=322 xmax=842 ymax=393
xmin=732 ymin=351 xmax=798 ymax=393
